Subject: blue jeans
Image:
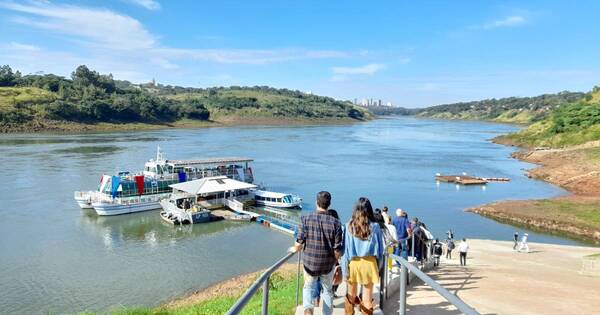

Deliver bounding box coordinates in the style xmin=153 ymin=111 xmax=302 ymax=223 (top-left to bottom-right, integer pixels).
xmin=394 ymin=239 xmax=409 ymax=261
xmin=303 ymin=267 xmax=335 ymax=315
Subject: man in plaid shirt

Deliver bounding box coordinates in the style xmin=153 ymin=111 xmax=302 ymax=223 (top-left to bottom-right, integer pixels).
xmin=290 ymin=191 xmax=343 ymax=315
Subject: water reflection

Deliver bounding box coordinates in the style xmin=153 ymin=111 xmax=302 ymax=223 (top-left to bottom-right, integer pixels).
xmin=79 ymin=209 xmax=251 ymax=248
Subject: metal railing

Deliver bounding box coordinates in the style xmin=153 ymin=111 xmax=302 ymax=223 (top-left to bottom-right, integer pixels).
xmin=225 ymin=251 xmax=302 ymax=315
xmin=385 ymin=253 xmax=480 ymax=315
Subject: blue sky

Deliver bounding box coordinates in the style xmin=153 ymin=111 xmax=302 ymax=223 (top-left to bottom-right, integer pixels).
xmin=0 ymin=0 xmax=599 ymax=107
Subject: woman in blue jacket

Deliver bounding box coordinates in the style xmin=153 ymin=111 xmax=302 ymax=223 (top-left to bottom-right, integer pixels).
xmin=342 ymin=197 xmax=384 ymax=315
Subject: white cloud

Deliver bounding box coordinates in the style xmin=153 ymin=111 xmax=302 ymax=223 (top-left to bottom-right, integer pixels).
xmin=0 ymin=1 xmax=156 ymax=50
xmin=1 ymin=42 xmax=40 ymax=51
xmin=126 ymin=0 xmax=160 ymax=11
xmin=329 ymin=63 xmax=386 ymax=82
xmin=332 ymin=63 xmax=386 ymax=75
xmin=480 ymin=15 xmax=526 ymax=30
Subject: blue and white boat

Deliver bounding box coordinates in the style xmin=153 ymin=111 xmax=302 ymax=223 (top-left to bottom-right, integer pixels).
xmin=74 ymin=147 xmax=255 ymax=216
xmin=253 ymin=190 xmax=302 ymax=208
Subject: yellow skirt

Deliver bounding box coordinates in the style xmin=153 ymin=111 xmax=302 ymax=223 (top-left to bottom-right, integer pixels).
xmin=348 ymin=256 xmax=379 ymax=285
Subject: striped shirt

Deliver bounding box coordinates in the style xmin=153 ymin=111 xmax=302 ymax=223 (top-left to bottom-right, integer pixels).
xmin=296 ymin=211 xmax=343 ymax=276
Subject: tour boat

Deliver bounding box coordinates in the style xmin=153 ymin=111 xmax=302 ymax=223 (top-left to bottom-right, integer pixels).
xmin=74 ymin=147 xmax=255 ymax=216
xmin=253 ymin=190 xmax=302 ymax=208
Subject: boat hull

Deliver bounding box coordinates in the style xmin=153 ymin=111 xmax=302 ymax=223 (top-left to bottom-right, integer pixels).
xmin=255 ymin=200 xmax=302 ymax=209
xmin=93 ymin=201 xmax=161 ymax=216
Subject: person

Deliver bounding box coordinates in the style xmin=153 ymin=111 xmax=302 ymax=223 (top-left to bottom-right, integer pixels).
xmin=182 ymin=198 xmax=191 ymax=210
xmin=518 ymin=233 xmax=530 ymax=253
xmin=446 ymin=238 xmax=455 ymax=259
xmin=433 ymin=239 xmax=443 ymax=267
xmin=392 ymin=209 xmax=411 ymax=260
xmin=312 ymin=209 xmax=343 ymax=305
xmin=459 ymin=238 xmax=469 ymax=266
xmin=447 ymin=229 xmax=454 ymax=241
xmin=289 ymin=191 xmax=342 ymax=315
xmin=410 ymin=218 xmax=424 ymax=261
xmin=381 ymin=206 xmax=392 ymax=225
xmin=342 ymin=197 xmax=384 ymax=315
xmin=513 ymin=232 xmax=519 ymax=250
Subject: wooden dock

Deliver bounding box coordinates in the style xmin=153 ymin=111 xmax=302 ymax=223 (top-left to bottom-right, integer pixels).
xmin=436 ymin=174 xmax=510 ymax=185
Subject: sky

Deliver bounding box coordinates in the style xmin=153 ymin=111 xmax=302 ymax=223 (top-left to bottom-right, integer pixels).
xmin=0 ymin=0 xmax=599 ymax=107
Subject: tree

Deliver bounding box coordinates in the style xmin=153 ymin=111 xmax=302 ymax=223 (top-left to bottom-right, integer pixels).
xmin=0 ymin=65 xmax=20 ymax=86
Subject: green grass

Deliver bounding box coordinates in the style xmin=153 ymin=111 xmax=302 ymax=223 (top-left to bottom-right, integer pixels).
xmin=535 ymin=199 xmax=600 ymax=231
xmin=88 ymin=272 xmax=301 ymax=315
xmin=586 ymin=253 xmax=600 ymax=259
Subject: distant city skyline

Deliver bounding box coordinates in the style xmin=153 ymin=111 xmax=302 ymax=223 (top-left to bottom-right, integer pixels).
xmin=1 ymin=1 xmax=599 ymax=107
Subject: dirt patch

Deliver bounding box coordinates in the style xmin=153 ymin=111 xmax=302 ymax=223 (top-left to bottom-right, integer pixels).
xmin=162 ymin=263 xmax=299 ymax=309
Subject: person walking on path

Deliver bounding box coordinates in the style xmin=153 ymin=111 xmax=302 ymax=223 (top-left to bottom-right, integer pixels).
xmin=289 ymin=191 xmax=343 ymax=315
xmin=342 ymin=197 xmax=384 ymax=315
xmin=513 ymin=232 xmax=519 ymax=250
xmin=446 ymin=238 xmax=455 ymax=259
xmin=381 ymin=206 xmax=392 ymax=225
xmin=459 ymin=238 xmax=469 ymax=266
xmin=518 ymin=233 xmax=530 ymax=253
xmin=433 ymin=239 xmax=443 ymax=267
xmin=392 ymin=209 xmax=411 ymax=260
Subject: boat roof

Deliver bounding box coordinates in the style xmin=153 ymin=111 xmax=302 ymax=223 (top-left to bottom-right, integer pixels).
xmin=166 ymin=157 xmax=253 ymax=166
xmin=254 ymin=190 xmax=292 ymax=198
xmin=169 ymin=176 xmax=257 ymax=194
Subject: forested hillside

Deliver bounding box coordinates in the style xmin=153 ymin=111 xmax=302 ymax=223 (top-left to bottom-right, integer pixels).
xmin=497 ymin=87 xmax=600 ymax=148
xmin=0 ymin=65 xmax=370 ymax=132
xmin=417 ymin=92 xmax=585 ymax=124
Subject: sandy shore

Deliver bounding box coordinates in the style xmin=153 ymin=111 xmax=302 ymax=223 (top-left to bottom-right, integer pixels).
xmin=468 ymin=139 xmax=600 ymax=243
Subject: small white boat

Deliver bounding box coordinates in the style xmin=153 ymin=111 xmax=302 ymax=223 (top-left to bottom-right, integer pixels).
xmin=159 ymin=198 xmax=213 ymax=225
xmin=253 ymin=190 xmax=302 ymax=208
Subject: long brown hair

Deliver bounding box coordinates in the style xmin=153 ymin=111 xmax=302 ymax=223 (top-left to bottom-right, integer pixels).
xmin=349 ymin=197 xmax=373 ymax=240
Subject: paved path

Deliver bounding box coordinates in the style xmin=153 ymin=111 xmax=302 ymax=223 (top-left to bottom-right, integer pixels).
xmin=296 ymin=239 xmax=599 ymax=314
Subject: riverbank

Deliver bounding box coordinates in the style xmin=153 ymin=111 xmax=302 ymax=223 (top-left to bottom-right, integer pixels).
xmin=0 ymin=116 xmax=364 ymax=134
xmin=97 ymin=263 xmax=300 ymax=315
xmin=468 ymin=139 xmax=600 ymax=243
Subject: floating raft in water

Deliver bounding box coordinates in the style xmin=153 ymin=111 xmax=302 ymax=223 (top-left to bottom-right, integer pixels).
xmin=436 ymin=174 xmax=510 ymax=185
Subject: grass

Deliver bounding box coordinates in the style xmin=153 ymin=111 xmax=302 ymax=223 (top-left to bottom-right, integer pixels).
xmin=586 ymin=253 xmax=600 ymax=259
xmin=535 ymin=199 xmax=600 ymax=231
xmin=86 ymin=270 xmax=301 ymax=315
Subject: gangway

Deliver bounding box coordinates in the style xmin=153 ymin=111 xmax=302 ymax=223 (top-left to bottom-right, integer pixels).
xmin=237 ymin=206 xmax=300 ymax=235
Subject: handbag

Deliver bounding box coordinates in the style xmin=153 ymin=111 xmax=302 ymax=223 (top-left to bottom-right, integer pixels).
xmin=332 ymin=265 xmax=342 ymax=286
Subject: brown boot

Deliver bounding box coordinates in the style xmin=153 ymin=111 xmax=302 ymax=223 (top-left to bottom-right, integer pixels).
xmin=345 ymin=294 xmax=360 ymax=315
xmin=359 ymin=300 xmax=374 ymax=315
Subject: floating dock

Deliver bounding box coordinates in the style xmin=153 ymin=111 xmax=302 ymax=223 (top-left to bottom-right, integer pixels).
xmin=436 ymin=174 xmax=510 ymax=185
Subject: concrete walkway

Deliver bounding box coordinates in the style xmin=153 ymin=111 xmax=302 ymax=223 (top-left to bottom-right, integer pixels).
xmin=295 ymin=239 xmax=599 ymax=314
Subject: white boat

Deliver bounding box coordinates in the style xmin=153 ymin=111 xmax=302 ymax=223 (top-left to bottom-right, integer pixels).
xmin=159 ymin=198 xmax=212 ymax=225
xmin=74 ymin=147 xmax=255 ymax=216
xmin=253 ymin=190 xmax=302 ymax=208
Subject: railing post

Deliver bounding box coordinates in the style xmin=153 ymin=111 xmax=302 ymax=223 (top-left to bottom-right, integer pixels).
xmin=262 ymin=276 xmax=269 ymax=315
xmin=296 ymin=251 xmax=302 ymax=307
xmin=399 ymin=264 xmax=407 ymax=315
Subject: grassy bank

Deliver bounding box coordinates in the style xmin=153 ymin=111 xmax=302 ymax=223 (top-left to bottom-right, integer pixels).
xmin=469 ymin=197 xmax=600 ymax=243
xmin=87 ymin=264 xmax=301 ymax=315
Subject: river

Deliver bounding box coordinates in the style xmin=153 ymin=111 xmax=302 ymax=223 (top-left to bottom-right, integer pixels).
xmin=0 ymin=117 xmax=578 ymax=313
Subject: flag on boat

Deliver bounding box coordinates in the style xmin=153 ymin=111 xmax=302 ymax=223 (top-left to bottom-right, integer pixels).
xmin=111 ymin=175 xmax=121 ymax=198
xmin=134 ymin=175 xmax=145 ymax=195
xmin=178 ymin=171 xmax=187 ymax=183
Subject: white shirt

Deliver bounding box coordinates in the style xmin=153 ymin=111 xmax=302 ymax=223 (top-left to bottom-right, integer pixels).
xmin=384 ymin=223 xmax=398 ymax=243
xmin=458 ymin=241 xmax=469 ymax=253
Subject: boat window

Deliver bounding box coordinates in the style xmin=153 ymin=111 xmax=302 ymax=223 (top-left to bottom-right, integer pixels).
xmin=277 ymin=198 xmax=282 ymax=203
